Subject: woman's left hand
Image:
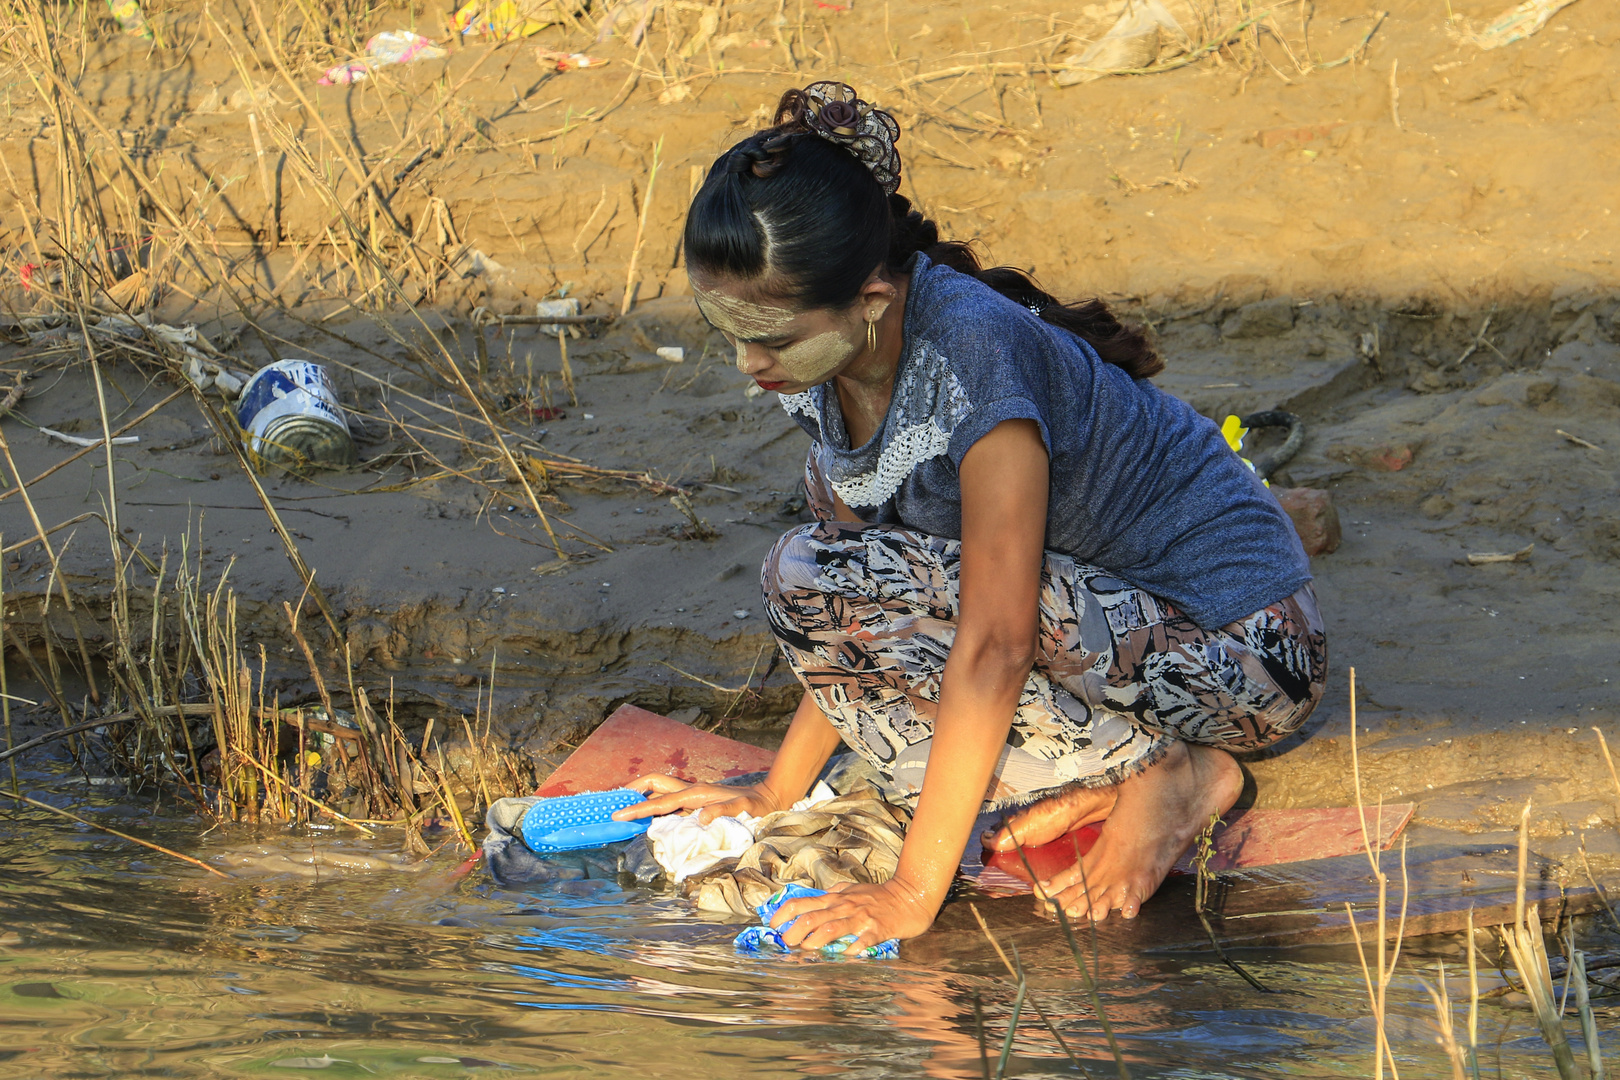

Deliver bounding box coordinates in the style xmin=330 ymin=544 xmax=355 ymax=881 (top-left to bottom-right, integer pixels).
xmin=769 ymin=878 xmax=938 ymax=953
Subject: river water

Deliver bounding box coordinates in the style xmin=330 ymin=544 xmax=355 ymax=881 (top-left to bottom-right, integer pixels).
xmin=1 ymin=773 xmax=1610 ymax=1078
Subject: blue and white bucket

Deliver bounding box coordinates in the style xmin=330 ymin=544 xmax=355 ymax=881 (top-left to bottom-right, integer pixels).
xmin=235 ymin=359 xmax=355 ymax=472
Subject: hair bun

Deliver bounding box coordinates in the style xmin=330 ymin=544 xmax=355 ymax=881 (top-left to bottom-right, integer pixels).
xmin=724 ymin=133 xmax=796 ymax=182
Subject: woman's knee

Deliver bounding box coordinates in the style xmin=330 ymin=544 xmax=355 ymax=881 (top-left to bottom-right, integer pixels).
xmin=1213 ymin=662 xmax=1325 ymax=753
xmin=762 ymin=523 xmax=830 ymax=602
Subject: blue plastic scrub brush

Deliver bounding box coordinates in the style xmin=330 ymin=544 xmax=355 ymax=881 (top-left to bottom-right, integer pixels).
xmin=516 ymin=788 xmax=651 ymax=854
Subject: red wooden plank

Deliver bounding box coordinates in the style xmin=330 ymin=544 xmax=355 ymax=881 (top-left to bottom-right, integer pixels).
xmin=1197 ymin=803 xmax=1416 ymax=872
xmin=535 ymin=704 xmax=777 ymax=797
xmin=979 ymin=804 xmax=1416 ymax=892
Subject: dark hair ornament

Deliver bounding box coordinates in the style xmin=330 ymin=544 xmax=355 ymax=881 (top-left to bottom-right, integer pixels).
xmin=777 ymin=81 xmax=902 ymax=196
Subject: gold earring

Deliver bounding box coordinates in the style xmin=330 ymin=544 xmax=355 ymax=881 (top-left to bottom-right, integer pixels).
xmin=867 ymin=316 xmax=879 ymax=354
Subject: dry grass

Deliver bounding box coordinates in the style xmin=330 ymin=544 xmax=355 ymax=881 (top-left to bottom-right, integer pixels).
xmin=1 ymin=494 xmax=536 ymax=855
xmin=0 ymin=0 xmax=1390 ymax=324
xmin=1344 ymin=665 xmax=1614 ymax=1079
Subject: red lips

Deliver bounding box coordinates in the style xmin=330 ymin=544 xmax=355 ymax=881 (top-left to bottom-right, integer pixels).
xmin=755 ymin=379 xmax=788 ymax=391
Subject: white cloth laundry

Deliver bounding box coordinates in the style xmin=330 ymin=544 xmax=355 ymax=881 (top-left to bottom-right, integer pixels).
xmin=646 ymin=782 xmax=840 ymax=882
xmin=647 ymin=812 xmax=758 ymax=883
xmin=791 ymin=781 xmax=838 ymax=813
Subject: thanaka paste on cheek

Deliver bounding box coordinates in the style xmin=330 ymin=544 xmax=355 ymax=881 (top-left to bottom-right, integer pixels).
xmin=776 ymin=329 xmax=860 ymax=382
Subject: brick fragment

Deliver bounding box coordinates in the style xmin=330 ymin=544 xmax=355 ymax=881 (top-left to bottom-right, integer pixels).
xmin=1274 ymin=486 xmax=1342 ymax=556
xmin=1326 ymin=440 xmax=1420 ymax=472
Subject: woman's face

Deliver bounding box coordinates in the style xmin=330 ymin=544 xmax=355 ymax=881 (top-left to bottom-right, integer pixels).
xmin=690 ymin=275 xmax=870 ymax=394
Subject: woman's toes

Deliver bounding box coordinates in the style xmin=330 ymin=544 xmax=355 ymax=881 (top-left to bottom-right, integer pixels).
xmin=985 ymin=786 xmax=1118 ymax=851
xmin=987 ymin=806 xmax=1062 ymax=851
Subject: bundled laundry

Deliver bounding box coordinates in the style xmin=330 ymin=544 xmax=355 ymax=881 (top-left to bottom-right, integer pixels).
xmin=733 ymin=884 xmax=899 ymax=960
xmin=684 ymin=787 xmax=910 ymax=918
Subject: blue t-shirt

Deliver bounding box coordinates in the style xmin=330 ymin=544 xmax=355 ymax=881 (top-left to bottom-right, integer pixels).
xmin=779 ymin=252 xmax=1311 ymax=630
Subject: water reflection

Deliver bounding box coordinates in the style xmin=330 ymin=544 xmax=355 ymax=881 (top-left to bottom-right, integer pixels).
xmin=0 ymin=784 xmax=1613 ymax=1078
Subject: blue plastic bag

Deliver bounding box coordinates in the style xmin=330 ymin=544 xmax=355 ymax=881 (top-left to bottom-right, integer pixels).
xmin=733 ymin=884 xmax=899 ymax=960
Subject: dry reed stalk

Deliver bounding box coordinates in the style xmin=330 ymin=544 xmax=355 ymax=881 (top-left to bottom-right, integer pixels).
xmin=1577 ymin=840 xmax=1620 ymax=934
xmin=0 ymin=151 xmax=48 ymax=273
xmin=211 ymin=108 xmax=568 ymax=564
xmin=13 ymin=39 xmax=262 ymax=333
xmin=435 ymin=744 xmax=476 ymax=850
xmin=1347 ymin=666 xmax=1407 ymax=1080
xmin=1 ymin=623 xmax=75 ymax=735
xmin=0 ymin=513 xmax=113 ymax=557
xmin=85 ymin=348 xmax=139 ymax=699
xmin=260 ymin=45 xmax=510 ymax=299
xmin=968 ymin=903 xmax=1091 ymax=1077
xmin=185 ymin=377 xmax=345 ymax=640
xmin=7 ymin=0 xmax=113 ymax=295
xmin=1595 ymin=727 xmax=1620 ymax=815
xmin=1467 ymin=907 xmax=1481 ymax=1072
xmin=1515 ymin=799 xmax=1531 ymax=932
xmin=1501 ymin=900 xmax=1581 ymax=1078
xmin=1000 ymin=829 xmax=1130 ymax=1078
xmin=1417 ymin=960 xmax=1469 ymax=1080
xmin=1055 ymin=858 xmax=1131 ymax=1079
xmin=1 ymin=557 xmax=13 ymax=793
xmin=459 ymin=713 xmax=495 ymax=816
xmin=0 ymin=788 xmax=232 ymax=879
xmin=621 ymin=136 xmax=665 ymax=316
xmin=1388 ymin=59 xmax=1402 ymax=130
xmin=557 ymin=330 xmax=578 ymax=406
xmin=0 ymin=376 xmax=25 ymax=419
xmin=246 ymin=1 xmax=407 ymax=241
xmin=0 ymin=428 xmax=80 ymax=619
xmin=1568 ymin=945 xmax=1606 ymax=1080
xmin=247 ymin=111 xmax=276 ymax=248
xmin=234 ymin=748 xmax=377 ymax=836
xmin=0 ymin=432 xmax=105 ymax=715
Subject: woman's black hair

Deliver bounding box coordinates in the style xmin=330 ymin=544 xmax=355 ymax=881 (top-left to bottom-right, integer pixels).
xmin=683 ymin=88 xmax=1162 ymax=380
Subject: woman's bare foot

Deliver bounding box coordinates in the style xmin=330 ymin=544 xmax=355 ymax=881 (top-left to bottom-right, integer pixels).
xmin=1037 ymin=741 xmax=1242 ymax=922
xmin=982 ymin=783 xmax=1119 ymax=853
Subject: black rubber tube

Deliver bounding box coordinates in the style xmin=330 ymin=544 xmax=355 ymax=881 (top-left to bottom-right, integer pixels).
xmin=1240 ymin=410 xmax=1305 ymax=481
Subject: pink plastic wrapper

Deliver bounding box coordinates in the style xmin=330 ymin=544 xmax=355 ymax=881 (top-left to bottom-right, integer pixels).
xmin=319 ymin=31 xmax=446 ymax=86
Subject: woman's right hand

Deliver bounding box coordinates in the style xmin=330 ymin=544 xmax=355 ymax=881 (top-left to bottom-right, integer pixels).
xmin=610 ymin=773 xmax=783 ymax=825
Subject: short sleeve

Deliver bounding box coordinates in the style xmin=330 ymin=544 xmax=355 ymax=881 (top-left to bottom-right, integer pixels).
xmin=947 ymin=397 xmax=1050 ymax=469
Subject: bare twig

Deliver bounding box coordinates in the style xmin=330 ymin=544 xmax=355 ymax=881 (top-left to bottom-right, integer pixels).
xmin=1556 ymin=429 xmax=1603 ymax=452
xmin=969 ymin=903 xmax=1093 ymax=1078
xmin=235 ymin=752 xmax=376 ymax=837
xmin=0 ymin=788 xmax=233 ymax=879
xmin=621 ymin=137 xmax=664 ymax=315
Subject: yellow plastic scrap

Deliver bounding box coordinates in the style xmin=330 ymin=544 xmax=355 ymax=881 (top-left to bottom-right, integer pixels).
xmin=107 ymin=0 xmax=152 ymax=38
xmin=1221 ymin=414 xmax=1268 ymax=486
xmin=453 ymin=0 xmax=550 ymax=39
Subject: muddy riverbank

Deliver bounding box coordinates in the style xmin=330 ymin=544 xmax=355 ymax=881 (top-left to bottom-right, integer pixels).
xmin=2 ymin=0 xmax=1618 ymax=859
xmin=4 ymin=289 xmax=1618 ymax=848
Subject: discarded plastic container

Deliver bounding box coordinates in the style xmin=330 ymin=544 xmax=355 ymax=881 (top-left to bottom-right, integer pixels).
xmin=235 ymin=359 xmax=356 ymax=472
xmin=1472 ymin=0 xmax=1579 ymax=49
xmin=536 ymin=297 xmax=582 ymax=337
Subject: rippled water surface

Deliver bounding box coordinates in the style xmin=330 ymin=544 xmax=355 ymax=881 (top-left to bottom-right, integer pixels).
xmin=1 ymin=777 xmax=1611 ymax=1078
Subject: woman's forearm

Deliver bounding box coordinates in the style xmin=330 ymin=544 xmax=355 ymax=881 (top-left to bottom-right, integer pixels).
xmin=891 ymin=639 xmax=1031 ymax=910
xmin=759 ymin=690 xmax=846 ymax=810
